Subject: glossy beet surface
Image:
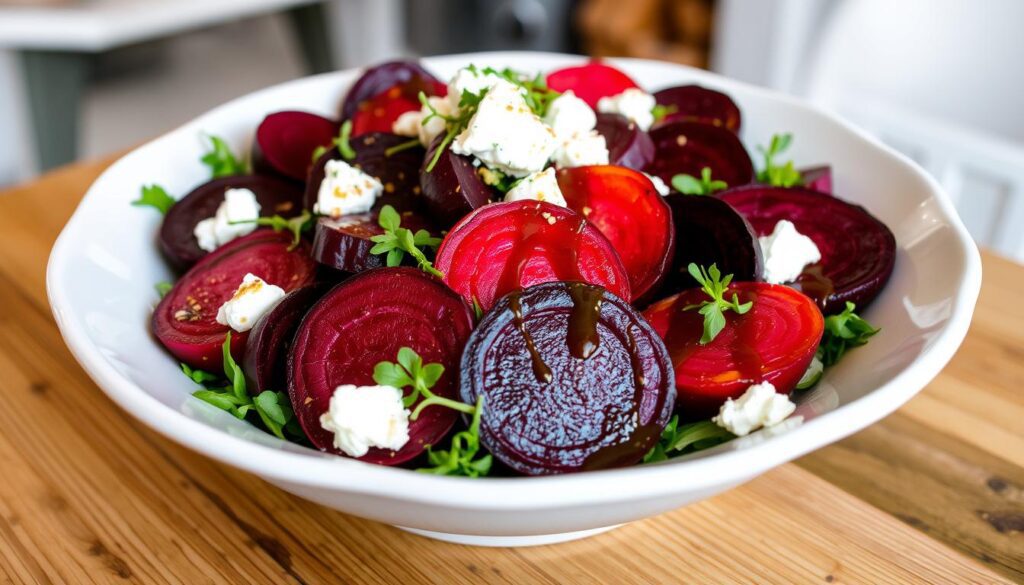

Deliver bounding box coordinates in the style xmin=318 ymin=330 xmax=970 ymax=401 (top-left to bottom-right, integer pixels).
xmin=159 ymin=175 xmax=304 ymax=269
xmin=594 ymin=113 xmax=655 ymax=170
xmin=153 ymin=230 xmax=317 ymax=371
xmin=251 ymin=111 xmax=339 ymax=182
xmin=799 ymin=165 xmax=832 ymax=194
xmin=461 ymin=282 xmax=675 ymax=475
xmin=339 ymin=60 xmax=445 ymax=127
xmin=242 ymin=286 xmax=323 ymax=395
xmin=720 ymin=186 xmax=896 ymax=314
xmin=546 ymin=61 xmax=640 ymax=108
xmin=288 ymin=268 xmax=474 ymax=465
xmin=311 ymin=211 xmax=434 ymax=274
xmin=658 ymin=194 xmax=762 ymax=297
xmin=653 ymin=85 xmax=742 ymax=132
xmin=556 ymin=165 xmax=674 ymax=301
xmin=646 ymin=121 xmax=754 ymax=188
xmin=419 ymin=134 xmax=496 ymax=227
xmin=643 ymin=282 xmax=823 ymax=419
xmin=435 ymin=201 xmax=631 ymax=311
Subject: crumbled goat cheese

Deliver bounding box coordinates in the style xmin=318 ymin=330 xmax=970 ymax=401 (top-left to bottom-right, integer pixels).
xmin=215 ymin=273 xmax=286 ymax=333
xmin=713 ymin=381 xmax=796 ymax=436
xmin=504 ymin=168 xmax=567 ymax=206
xmin=319 ymin=384 xmax=411 ymax=457
xmin=193 ymin=188 xmax=261 ymax=252
xmin=314 ymin=159 xmax=384 ymax=218
xmin=758 ymin=220 xmax=822 ymax=284
xmin=597 ymin=88 xmax=657 ymax=131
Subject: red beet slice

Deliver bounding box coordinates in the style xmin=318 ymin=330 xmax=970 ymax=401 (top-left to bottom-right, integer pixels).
xmin=643 ymin=282 xmax=823 ymax=419
xmin=159 ymin=175 xmax=304 ymax=270
xmin=153 ymin=230 xmax=317 ymax=371
xmin=546 ymin=61 xmax=640 ymax=109
xmin=419 ymin=134 xmax=496 ymax=228
xmin=435 ymin=200 xmax=631 ymax=311
xmin=653 ymin=85 xmax=742 ymax=132
xmin=311 ymin=211 xmax=434 ymax=274
xmin=461 ymin=282 xmax=675 ymax=475
xmin=556 ymin=165 xmax=674 ymax=302
xmin=339 ymin=60 xmax=445 ymax=123
xmin=646 ymin=120 xmax=754 ymax=188
xmin=594 ymin=113 xmax=655 ymax=170
xmin=288 ymin=267 xmax=474 ymax=465
xmin=252 ymin=111 xmax=340 ymax=182
xmin=658 ymin=194 xmax=763 ymax=297
xmin=720 ymin=185 xmax=896 ymax=314
xmin=799 ymin=165 xmax=832 ymax=194
xmin=242 ymin=285 xmax=324 ymax=395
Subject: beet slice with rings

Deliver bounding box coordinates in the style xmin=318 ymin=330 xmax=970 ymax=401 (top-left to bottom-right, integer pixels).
xmin=653 ymin=85 xmax=742 ymax=132
xmin=419 ymin=134 xmax=496 ymax=228
xmin=461 ymin=282 xmax=675 ymax=475
xmin=153 ymin=230 xmax=317 ymax=371
xmin=252 ymin=111 xmax=340 ymax=182
xmin=311 ymin=211 xmax=435 ymax=274
xmin=435 ymin=200 xmax=631 ymax=311
xmin=657 ymin=194 xmax=763 ymax=298
xmin=799 ymin=165 xmax=832 ymax=194
xmin=339 ymin=60 xmax=445 ymax=124
xmin=556 ymin=165 xmax=674 ymax=302
xmin=643 ymin=282 xmax=823 ymax=419
xmin=594 ymin=113 xmax=655 ymax=170
xmin=646 ymin=120 xmax=754 ymax=188
xmin=304 ymin=133 xmax=427 ymax=213
xmin=159 ymin=175 xmax=304 ymax=270
xmin=720 ymin=185 xmax=896 ymax=314
xmin=288 ymin=267 xmax=474 ymax=465
xmin=546 ymin=61 xmax=640 ymax=109
xmin=242 ymin=286 xmax=324 ymax=395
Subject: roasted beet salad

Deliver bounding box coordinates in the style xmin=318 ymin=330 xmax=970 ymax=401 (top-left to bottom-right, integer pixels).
xmin=134 ymin=59 xmax=892 ymax=477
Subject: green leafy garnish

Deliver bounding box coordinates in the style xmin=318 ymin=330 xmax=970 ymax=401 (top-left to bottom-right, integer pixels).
xmin=671 ymin=167 xmax=728 ymax=195
xmin=155 ymin=281 xmax=173 ymax=299
xmin=313 ymin=120 xmax=357 ymax=163
xmin=419 ymin=88 xmax=488 ymax=173
xmin=230 ymin=209 xmax=312 ymax=250
xmin=480 ymin=66 xmax=561 ymax=118
xmin=383 ymin=138 xmax=422 ymax=157
xmin=756 ymin=133 xmax=803 ymax=187
xmin=683 ymin=263 xmax=753 ymax=344
xmin=200 ymin=134 xmax=247 ymax=178
xmin=795 ymin=356 xmax=824 ymax=390
xmin=651 ymin=104 xmax=677 ymax=123
xmin=132 ymin=184 xmax=176 ymax=215
xmin=369 ymin=205 xmax=443 ymax=277
xmin=644 ymin=416 xmax=735 ymax=463
xmin=418 ymin=396 xmax=492 ymax=477
xmin=817 ymin=302 xmax=879 ymax=367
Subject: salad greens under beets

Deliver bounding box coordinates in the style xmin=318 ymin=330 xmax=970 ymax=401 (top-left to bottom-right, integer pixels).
xmin=136 ymin=59 xmax=893 ymax=477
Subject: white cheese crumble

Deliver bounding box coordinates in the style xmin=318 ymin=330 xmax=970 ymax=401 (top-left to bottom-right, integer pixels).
xmin=543 ymin=90 xmax=596 ymax=139
xmin=450 ymin=81 xmax=557 ymax=178
xmin=712 ymin=381 xmax=796 ymax=437
xmin=391 ymin=95 xmax=452 ymax=148
xmin=215 ymin=273 xmax=286 ymax=332
xmin=446 ymin=66 xmax=516 ymax=112
xmin=552 ymin=131 xmax=609 ymax=168
xmin=644 ymin=172 xmax=670 ymax=196
xmin=758 ymin=220 xmax=822 ymax=284
xmin=314 ymin=159 xmax=384 ymax=218
xmin=597 ymin=88 xmax=657 ymax=131
xmin=319 ymin=384 xmax=411 ymax=457
xmin=504 ymin=167 xmax=567 ymax=206
xmin=192 ymin=188 xmax=262 ymax=253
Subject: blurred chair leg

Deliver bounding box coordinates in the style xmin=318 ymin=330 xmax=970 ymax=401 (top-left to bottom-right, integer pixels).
xmin=20 ymin=50 xmax=88 ymax=172
xmin=286 ymin=2 xmax=335 ymax=74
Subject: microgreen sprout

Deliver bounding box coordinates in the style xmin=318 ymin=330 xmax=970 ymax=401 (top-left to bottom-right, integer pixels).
xmin=200 ymin=134 xmax=247 ymax=178
xmin=671 ymin=167 xmax=728 ymax=195
xmin=312 ymin=120 xmax=357 ymax=163
xmin=651 ymin=104 xmax=677 ymax=123
xmin=132 ymin=184 xmax=176 ymax=215
xmin=230 ymin=209 xmax=312 ymax=250
xmin=683 ymin=263 xmax=753 ymax=344
xmin=155 ymin=281 xmax=173 ymax=299
xmin=756 ymin=133 xmax=803 ymax=187
xmin=383 ymin=138 xmax=422 ymax=157
xmin=369 ymin=205 xmax=443 ymax=277
xmin=419 ymin=89 xmax=486 ymax=172
xmin=817 ymin=302 xmax=879 ymax=367
xmin=644 ymin=416 xmax=735 ymax=463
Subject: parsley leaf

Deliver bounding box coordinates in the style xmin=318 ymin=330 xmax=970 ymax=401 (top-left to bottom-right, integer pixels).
xmin=651 ymin=104 xmax=677 ymax=123
xmin=671 ymin=167 xmax=728 ymax=195
xmin=230 ymin=209 xmax=312 ymax=250
xmin=200 ymin=134 xmax=247 ymax=178
xmin=313 ymin=120 xmax=357 ymax=163
xmin=419 ymin=88 xmax=488 ymax=173
xmin=644 ymin=416 xmax=735 ymax=463
xmin=155 ymin=281 xmax=173 ymax=299
xmin=756 ymin=133 xmax=803 ymax=187
xmin=132 ymin=184 xmax=176 ymax=215
xmin=418 ymin=396 xmax=492 ymax=477
xmin=817 ymin=302 xmax=879 ymax=367
xmin=368 ymin=205 xmax=443 ymax=277
xmin=683 ymin=263 xmax=753 ymax=344
xmin=373 ymin=347 xmax=470 ymax=417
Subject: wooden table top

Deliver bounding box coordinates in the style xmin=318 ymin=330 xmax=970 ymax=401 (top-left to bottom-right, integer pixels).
xmin=0 ymin=157 xmax=1020 ymax=584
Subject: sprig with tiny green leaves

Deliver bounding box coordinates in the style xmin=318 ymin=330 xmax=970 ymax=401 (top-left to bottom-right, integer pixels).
xmin=368 ymin=205 xmax=443 ymax=277
xmin=671 ymin=167 xmax=728 ymax=195
xmin=187 ymin=333 xmax=305 ymax=441
xmin=756 ymin=133 xmax=803 ymax=187
xmin=312 ymin=120 xmax=357 ymax=163
xmin=200 ymin=134 xmax=247 ymax=178
xmin=230 ymin=209 xmax=312 ymax=250
xmin=817 ymin=302 xmax=879 ymax=367
xmin=418 ymin=398 xmax=491 ymax=477
xmin=132 ymin=184 xmax=176 ymax=215
xmin=644 ymin=416 xmax=735 ymax=463
xmin=419 ymin=88 xmax=488 ymax=172
xmin=155 ymin=281 xmax=173 ymax=299
xmin=478 ymin=65 xmax=562 ymax=118
xmin=683 ymin=263 xmax=753 ymax=344
xmin=651 ymin=104 xmax=677 ymax=123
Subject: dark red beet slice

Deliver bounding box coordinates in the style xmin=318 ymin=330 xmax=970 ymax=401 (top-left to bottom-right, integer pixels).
xmin=435 ymin=200 xmax=631 ymax=311
xmin=720 ymin=186 xmax=896 ymax=314
xmin=799 ymin=165 xmax=832 ymax=194
xmin=242 ymin=286 xmax=324 ymax=395
xmin=339 ymin=60 xmax=445 ymax=123
xmin=594 ymin=113 xmax=655 ymax=170
xmin=159 ymin=175 xmax=304 ymax=270
xmin=311 ymin=211 xmax=434 ymax=274
xmin=646 ymin=120 xmax=754 ymax=188
xmin=657 ymin=194 xmax=762 ymax=297
xmin=643 ymin=282 xmax=823 ymax=419
xmin=653 ymin=85 xmax=742 ymax=132
xmin=288 ymin=267 xmax=474 ymax=465
xmin=556 ymin=165 xmax=674 ymax=302
xmin=461 ymin=282 xmax=675 ymax=475
xmin=153 ymin=230 xmax=317 ymax=371
xmin=419 ymin=134 xmax=496 ymax=228
xmin=252 ymin=111 xmax=340 ymax=182
xmin=546 ymin=61 xmax=640 ymax=109
xmin=304 ymin=133 xmax=427 ymax=213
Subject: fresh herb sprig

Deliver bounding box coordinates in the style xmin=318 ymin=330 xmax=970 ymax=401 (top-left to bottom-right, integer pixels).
xmin=200 ymin=134 xmax=247 ymax=178
xmin=671 ymin=167 xmax=728 ymax=196
xmin=756 ymin=133 xmax=803 ymax=187
xmin=155 ymin=281 xmax=173 ymax=299
xmin=230 ymin=209 xmax=313 ymax=250
xmin=683 ymin=263 xmax=753 ymax=344
xmin=312 ymin=120 xmax=357 ymax=163
xmin=419 ymin=89 xmax=487 ymax=172
xmin=817 ymin=302 xmax=879 ymax=367
xmin=132 ymin=184 xmax=176 ymax=215
xmin=651 ymin=104 xmax=677 ymax=124
xmin=644 ymin=416 xmax=735 ymax=463
xmin=478 ymin=65 xmax=561 ymax=118
xmin=369 ymin=205 xmax=443 ymax=277
xmin=419 ymin=398 xmax=491 ymax=477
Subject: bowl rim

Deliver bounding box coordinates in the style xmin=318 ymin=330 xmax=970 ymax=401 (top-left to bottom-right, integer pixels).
xmin=46 ymin=51 xmax=982 ymax=509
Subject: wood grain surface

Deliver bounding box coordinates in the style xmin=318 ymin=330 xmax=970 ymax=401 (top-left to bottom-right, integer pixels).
xmin=0 ymin=157 xmax=1019 ymax=584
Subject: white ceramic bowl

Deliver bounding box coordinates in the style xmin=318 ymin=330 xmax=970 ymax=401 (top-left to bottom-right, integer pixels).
xmin=47 ymin=52 xmax=982 ymax=547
